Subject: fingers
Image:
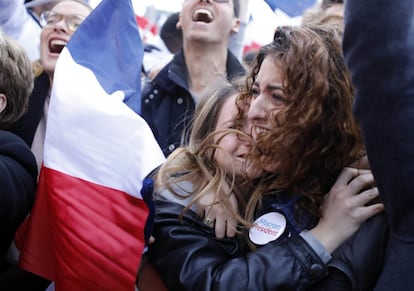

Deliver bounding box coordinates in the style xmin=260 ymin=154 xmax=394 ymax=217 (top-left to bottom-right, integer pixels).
xmin=214 ymin=216 xmax=226 ymax=239
xmin=226 ymin=194 xmax=238 ymax=238
xmin=330 ymin=167 xmax=374 ymax=198
xmin=332 ymin=167 xmax=359 ymax=189
xmin=197 ymin=191 xmax=216 ymax=217
xmin=353 ymin=202 xmax=385 ymax=222
xmin=203 ymin=206 xmax=215 ymax=228
xmin=148 ymin=236 xmax=156 ymax=245
xmin=317 ymin=165 xmax=382 ymax=252
xmin=204 ymin=204 xmax=237 ymax=239
xmin=351 ymin=186 xmax=379 ymax=206
xmin=226 ymin=217 xmax=237 ymax=238
xmin=349 ymin=186 xmax=384 ymax=220
xmin=345 ymin=170 xmax=376 ymax=195
xmin=203 ymin=217 xmax=215 ymax=226
xmin=333 ymin=171 xmax=379 ymax=211
xmin=349 ymin=155 xmax=370 ymax=170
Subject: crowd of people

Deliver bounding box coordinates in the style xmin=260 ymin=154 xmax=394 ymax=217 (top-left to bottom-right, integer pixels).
xmin=0 ymin=0 xmax=413 ymax=290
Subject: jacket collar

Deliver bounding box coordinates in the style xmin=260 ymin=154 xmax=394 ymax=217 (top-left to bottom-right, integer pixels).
xmin=154 ymin=49 xmax=246 ymax=91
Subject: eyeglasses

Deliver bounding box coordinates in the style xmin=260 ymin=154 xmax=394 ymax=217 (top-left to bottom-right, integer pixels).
xmin=40 ymin=11 xmax=86 ymax=33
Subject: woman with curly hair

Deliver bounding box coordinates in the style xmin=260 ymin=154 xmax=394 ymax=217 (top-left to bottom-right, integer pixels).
xmin=240 ymin=25 xmax=368 ymax=250
xmin=148 ymin=24 xmax=384 ymax=290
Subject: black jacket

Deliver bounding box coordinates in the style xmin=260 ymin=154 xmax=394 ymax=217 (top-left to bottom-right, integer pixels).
xmin=141 ymin=49 xmax=245 ymax=157
xmin=312 ymin=214 xmax=389 ymax=291
xmin=343 ymin=0 xmax=414 ymax=289
xmin=0 ymin=131 xmax=37 ymax=268
xmin=149 ymin=198 xmax=330 ymax=291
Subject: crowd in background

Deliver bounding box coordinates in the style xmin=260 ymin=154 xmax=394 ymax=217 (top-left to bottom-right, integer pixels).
xmin=0 ymin=0 xmax=413 ymax=290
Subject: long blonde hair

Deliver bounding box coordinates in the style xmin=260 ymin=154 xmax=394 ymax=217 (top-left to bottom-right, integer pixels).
xmin=155 ymin=80 xmax=248 ymax=224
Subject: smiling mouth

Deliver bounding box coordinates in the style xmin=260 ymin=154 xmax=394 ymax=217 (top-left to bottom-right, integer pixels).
xmin=192 ymin=9 xmax=213 ymax=23
xmin=49 ymin=39 xmax=67 ymax=54
xmin=254 ymin=126 xmax=270 ymax=136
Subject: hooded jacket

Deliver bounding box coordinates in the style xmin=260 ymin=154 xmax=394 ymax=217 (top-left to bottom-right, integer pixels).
xmin=0 ymin=131 xmax=37 ymax=266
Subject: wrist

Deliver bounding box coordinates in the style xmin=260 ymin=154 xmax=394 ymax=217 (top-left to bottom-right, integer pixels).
xmin=309 ymin=225 xmax=341 ymax=254
xmin=300 ymin=230 xmax=332 ymax=264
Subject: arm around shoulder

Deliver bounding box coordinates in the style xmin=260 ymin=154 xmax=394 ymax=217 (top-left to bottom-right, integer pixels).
xmin=149 ymin=198 xmax=331 ymax=291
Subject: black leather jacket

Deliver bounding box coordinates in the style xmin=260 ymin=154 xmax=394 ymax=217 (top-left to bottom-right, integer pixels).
xmin=313 ymin=214 xmax=389 ymax=291
xmin=148 ymin=198 xmax=330 ymax=291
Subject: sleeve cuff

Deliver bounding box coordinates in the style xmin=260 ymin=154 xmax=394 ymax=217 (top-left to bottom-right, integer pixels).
xmin=300 ymin=230 xmax=332 ymax=264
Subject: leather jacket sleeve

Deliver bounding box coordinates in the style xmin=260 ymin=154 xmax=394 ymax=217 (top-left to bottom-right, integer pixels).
xmin=149 ymin=198 xmax=329 ymax=291
xmin=312 ymin=214 xmax=389 ymax=291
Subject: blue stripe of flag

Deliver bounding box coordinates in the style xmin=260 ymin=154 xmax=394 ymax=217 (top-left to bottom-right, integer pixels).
xmin=67 ymin=0 xmax=142 ymax=113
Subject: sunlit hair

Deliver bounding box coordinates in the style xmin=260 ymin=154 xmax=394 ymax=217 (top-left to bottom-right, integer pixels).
xmin=155 ymin=79 xmax=248 ymax=225
xmin=238 ymin=25 xmax=364 ymax=222
xmin=303 ymin=12 xmax=344 ymax=29
xmin=0 ymin=28 xmax=33 ymax=129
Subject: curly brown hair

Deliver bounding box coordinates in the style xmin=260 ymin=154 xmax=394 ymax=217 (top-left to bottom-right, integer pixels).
xmin=238 ymin=25 xmax=364 ymax=222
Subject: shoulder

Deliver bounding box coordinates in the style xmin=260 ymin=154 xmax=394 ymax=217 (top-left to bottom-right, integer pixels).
xmin=0 ymin=130 xmax=37 ymax=177
xmin=156 ymin=181 xmax=196 ymax=209
xmin=0 ymin=130 xmax=28 ymax=145
xmin=226 ymin=50 xmax=246 ymax=78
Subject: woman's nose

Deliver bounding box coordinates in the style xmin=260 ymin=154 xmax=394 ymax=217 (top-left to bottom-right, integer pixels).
xmin=248 ymin=95 xmax=267 ymax=122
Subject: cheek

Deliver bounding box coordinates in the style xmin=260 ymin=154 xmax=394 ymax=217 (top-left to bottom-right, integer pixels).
xmin=40 ymin=31 xmax=48 ymax=52
xmin=218 ymin=135 xmax=239 ymax=154
xmin=213 ymin=149 xmax=229 ymax=173
xmin=213 ymin=137 xmax=236 ymax=166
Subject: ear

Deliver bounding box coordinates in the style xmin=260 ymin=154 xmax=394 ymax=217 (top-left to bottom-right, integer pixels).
xmin=176 ymin=14 xmax=182 ymax=30
xmin=230 ymin=18 xmax=240 ymax=35
xmin=0 ymin=94 xmax=7 ymax=113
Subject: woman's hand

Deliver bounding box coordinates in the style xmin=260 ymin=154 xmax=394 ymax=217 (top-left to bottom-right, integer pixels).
xmin=196 ymin=182 xmax=239 ymax=239
xmin=349 ymin=155 xmax=370 ymax=170
xmin=311 ymin=167 xmax=384 ymax=253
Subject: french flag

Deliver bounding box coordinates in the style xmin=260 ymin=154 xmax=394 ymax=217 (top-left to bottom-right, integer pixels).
xmin=17 ymin=0 xmax=165 ymax=290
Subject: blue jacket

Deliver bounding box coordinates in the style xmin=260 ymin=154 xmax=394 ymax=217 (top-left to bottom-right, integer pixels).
xmin=141 ymin=49 xmax=245 ymax=157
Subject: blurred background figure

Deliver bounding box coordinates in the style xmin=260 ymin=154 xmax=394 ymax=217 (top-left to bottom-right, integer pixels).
xmin=301 ymin=0 xmax=344 ymax=25
xmin=9 ymin=0 xmax=93 ymax=172
xmin=140 ymin=0 xmax=245 ymax=157
xmin=0 ymin=0 xmax=92 ymax=62
xmin=142 ymin=12 xmax=182 ymax=76
xmin=0 ymin=0 xmax=42 ymax=61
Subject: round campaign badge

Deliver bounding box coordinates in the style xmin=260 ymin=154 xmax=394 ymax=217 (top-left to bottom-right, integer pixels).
xmin=249 ymin=212 xmax=287 ymax=245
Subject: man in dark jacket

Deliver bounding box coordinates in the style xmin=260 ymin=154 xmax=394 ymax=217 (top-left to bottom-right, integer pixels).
xmin=343 ymin=0 xmax=414 ymax=289
xmin=141 ymin=0 xmax=246 ymax=157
